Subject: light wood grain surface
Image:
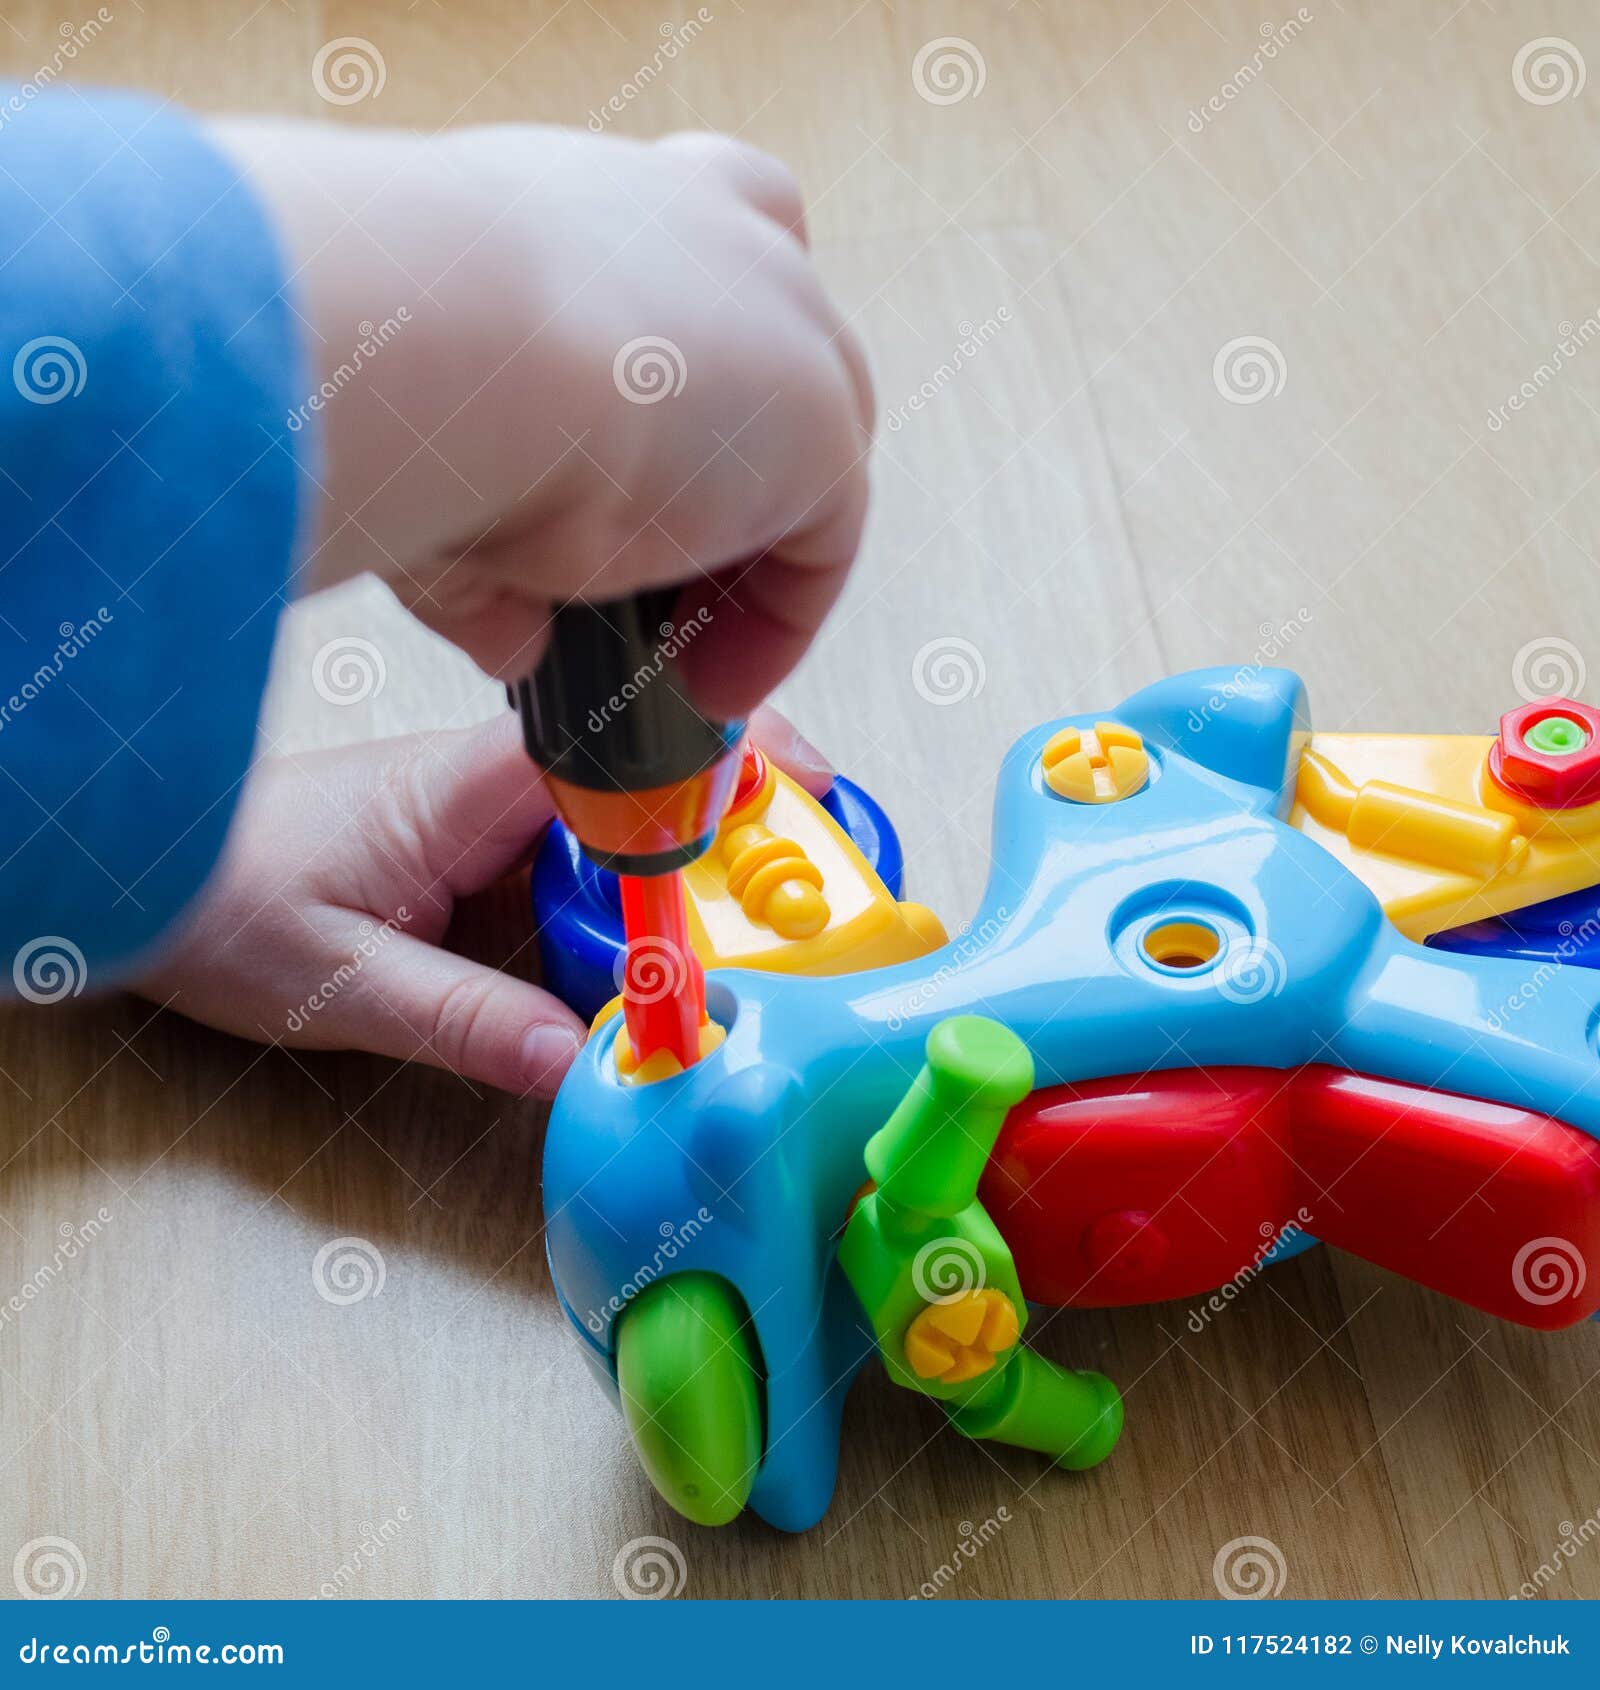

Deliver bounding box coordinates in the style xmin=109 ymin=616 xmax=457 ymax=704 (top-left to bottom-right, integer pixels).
xmin=4 ymin=0 xmax=1600 ymax=1602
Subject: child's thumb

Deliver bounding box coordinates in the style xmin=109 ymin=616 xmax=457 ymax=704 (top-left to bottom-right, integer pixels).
xmin=351 ymin=932 xmax=586 ymax=1097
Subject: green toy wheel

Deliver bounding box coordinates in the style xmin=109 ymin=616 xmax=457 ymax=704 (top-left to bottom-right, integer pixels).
xmin=615 ymin=1273 xmax=763 ymax=1527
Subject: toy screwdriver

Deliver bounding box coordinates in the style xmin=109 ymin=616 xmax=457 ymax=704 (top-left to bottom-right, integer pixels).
xmin=510 ymin=586 xmax=745 ymax=1071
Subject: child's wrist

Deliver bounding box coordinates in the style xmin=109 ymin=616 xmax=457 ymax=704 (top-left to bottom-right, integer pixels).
xmin=209 ymin=121 xmax=537 ymax=596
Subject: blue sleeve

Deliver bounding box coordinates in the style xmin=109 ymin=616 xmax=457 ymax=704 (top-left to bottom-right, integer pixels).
xmin=0 ymin=90 xmax=307 ymax=992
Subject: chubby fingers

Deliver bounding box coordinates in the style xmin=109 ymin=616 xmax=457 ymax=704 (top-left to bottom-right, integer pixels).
xmin=746 ymin=702 xmax=832 ymax=796
xmin=654 ymin=130 xmax=810 ymax=247
xmin=382 ymin=711 xmax=559 ymax=899
xmin=677 ymin=334 xmax=873 ymax=719
xmin=403 ymin=587 xmax=554 ymax=686
xmin=333 ymin=928 xmax=586 ymax=1097
xmin=674 ymin=378 xmax=871 ymax=719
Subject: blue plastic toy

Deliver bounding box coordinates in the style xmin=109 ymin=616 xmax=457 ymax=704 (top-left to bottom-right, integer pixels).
xmin=539 ymin=668 xmax=1600 ymax=1532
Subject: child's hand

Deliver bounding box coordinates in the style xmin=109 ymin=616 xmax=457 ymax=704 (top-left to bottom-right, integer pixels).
xmin=213 ymin=121 xmax=873 ymax=717
xmin=134 ymin=708 xmax=832 ymax=1097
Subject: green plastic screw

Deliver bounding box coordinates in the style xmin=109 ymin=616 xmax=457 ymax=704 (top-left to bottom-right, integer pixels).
xmin=865 ymin=1015 xmax=1036 ymax=1215
xmin=840 ymin=1015 xmax=1123 ymax=1470
xmin=1525 ymin=714 xmax=1589 ymax=757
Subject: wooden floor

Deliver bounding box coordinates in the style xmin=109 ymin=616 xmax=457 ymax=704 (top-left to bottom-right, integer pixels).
xmin=4 ymin=0 xmax=1600 ymax=1601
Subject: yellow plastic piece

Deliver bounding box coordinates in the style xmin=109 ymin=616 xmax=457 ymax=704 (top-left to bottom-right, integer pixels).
xmin=677 ymin=766 xmax=946 ymax=976
xmin=1042 ymin=721 xmax=1149 ymax=804
xmin=903 ymin=1288 xmax=1020 ymax=1385
xmin=1297 ymin=748 xmax=1527 ymax=882
xmin=1290 ymin=732 xmax=1600 ymax=940
xmin=721 ymin=823 xmax=830 ymax=938
xmin=613 ymin=1018 xmax=726 ymax=1085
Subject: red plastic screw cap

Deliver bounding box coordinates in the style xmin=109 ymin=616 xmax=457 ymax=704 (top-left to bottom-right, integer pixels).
xmin=1082 ymin=1208 xmax=1169 ymax=1293
xmin=1488 ymin=698 xmax=1600 ymax=809
xmin=732 ymin=742 xmax=767 ymax=810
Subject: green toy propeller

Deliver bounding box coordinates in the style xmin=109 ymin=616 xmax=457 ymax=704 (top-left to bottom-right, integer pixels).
xmin=841 ymin=1016 xmax=1124 ymax=1467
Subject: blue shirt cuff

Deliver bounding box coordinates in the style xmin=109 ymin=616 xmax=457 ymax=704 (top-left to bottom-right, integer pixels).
xmin=0 ymin=88 xmax=309 ymax=987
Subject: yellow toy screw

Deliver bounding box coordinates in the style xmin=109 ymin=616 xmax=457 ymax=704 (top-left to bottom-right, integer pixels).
xmin=721 ymin=823 xmax=830 ymax=939
xmin=1041 ymin=720 xmax=1148 ymax=804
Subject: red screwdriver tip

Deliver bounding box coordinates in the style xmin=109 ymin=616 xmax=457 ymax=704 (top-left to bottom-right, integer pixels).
xmin=617 ymin=871 xmax=705 ymax=1070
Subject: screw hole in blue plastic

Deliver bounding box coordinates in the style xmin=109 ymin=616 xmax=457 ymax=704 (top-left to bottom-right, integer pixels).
xmin=1141 ymin=919 xmax=1222 ymax=973
xmin=1109 ymin=882 xmax=1256 ymax=985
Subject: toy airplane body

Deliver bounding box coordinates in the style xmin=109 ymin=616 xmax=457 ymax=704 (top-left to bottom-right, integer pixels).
xmin=535 ymin=668 xmax=1600 ymax=1531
